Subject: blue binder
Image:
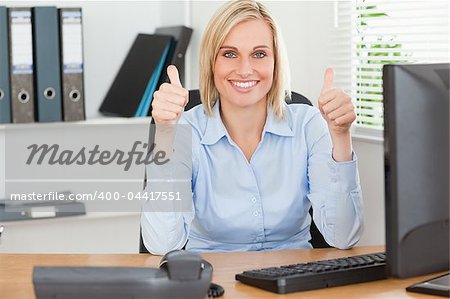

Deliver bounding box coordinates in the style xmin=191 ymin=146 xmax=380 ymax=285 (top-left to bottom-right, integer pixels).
xmin=135 ymin=43 xmax=170 ymax=117
xmin=0 ymin=6 xmax=11 ymax=123
xmin=32 ymin=6 xmax=63 ymax=122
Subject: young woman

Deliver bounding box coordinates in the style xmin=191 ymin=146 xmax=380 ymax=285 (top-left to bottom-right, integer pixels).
xmin=142 ymin=0 xmax=363 ymax=254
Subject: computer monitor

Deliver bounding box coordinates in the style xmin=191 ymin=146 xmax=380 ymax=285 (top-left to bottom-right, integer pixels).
xmin=383 ymin=63 xmax=450 ymax=278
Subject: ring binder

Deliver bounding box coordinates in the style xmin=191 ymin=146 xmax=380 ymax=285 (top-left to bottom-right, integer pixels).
xmin=0 ymin=6 xmax=12 ymax=123
xmin=8 ymin=7 xmax=35 ymax=123
xmin=59 ymin=8 xmax=85 ymax=121
xmin=0 ymin=6 xmax=11 ymax=123
xmin=32 ymin=6 xmax=63 ymax=122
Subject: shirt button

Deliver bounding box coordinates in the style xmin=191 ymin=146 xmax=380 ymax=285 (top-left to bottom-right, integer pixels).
xmin=253 ymin=211 xmax=259 ymax=217
xmin=251 ymin=196 xmax=257 ymax=203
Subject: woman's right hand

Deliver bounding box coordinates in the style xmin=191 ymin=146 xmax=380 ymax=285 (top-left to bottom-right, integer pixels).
xmin=151 ymin=65 xmax=189 ymax=125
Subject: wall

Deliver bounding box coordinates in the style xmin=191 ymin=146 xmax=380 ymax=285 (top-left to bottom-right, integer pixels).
xmin=353 ymin=139 xmax=385 ymax=245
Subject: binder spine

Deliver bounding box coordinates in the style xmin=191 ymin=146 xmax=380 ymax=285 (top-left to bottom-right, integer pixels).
xmin=59 ymin=8 xmax=85 ymax=121
xmin=169 ymin=27 xmax=192 ymax=86
xmin=152 ymin=26 xmax=193 ymax=116
xmin=8 ymin=7 xmax=35 ymax=123
xmin=155 ymin=26 xmax=193 ymax=86
xmin=136 ymin=43 xmax=171 ymax=117
xmin=0 ymin=6 xmax=12 ymax=123
xmin=32 ymin=6 xmax=63 ymax=122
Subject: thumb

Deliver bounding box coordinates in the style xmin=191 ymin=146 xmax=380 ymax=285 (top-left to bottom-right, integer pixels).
xmin=167 ymin=65 xmax=182 ymax=88
xmin=321 ymin=67 xmax=334 ymax=94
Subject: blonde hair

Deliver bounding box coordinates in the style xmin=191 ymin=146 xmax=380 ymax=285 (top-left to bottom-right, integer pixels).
xmin=199 ymin=0 xmax=291 ymax=119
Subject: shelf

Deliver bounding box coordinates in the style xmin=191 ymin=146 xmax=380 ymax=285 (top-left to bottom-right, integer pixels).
xmin=0 ymin=211 xmax=140 ymax=225
xmin=0 ymin=117 xmax=152 ymax=131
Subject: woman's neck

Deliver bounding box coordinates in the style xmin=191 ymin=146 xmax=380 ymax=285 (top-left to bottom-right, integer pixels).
xmin=219 ymin=99 xmax=267 ymax=161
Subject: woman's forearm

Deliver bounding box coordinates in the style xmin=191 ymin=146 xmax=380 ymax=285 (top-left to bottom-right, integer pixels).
xmin=331 ymin=130 xmax=353 ymax=162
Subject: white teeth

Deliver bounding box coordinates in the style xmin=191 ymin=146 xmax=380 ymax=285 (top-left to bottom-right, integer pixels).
xmin=232 ymin=81 xmax=257 ymax=89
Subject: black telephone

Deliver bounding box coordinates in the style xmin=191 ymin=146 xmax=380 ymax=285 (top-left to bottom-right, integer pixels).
xmin=33 ymin=250 xmax=223 ymax=299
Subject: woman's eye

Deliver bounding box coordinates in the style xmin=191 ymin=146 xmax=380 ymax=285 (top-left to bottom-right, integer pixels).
xmin=254 ymin=52 xmax=266 ymax=58
xmin=223 ymin=52 xmax=237 ymax=58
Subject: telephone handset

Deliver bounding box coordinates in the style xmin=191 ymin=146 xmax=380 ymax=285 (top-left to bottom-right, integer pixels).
xmin=160 ymin=250 xmax=224 ymax=298
xmin=33 ymin=250 xmax=223 ymax=299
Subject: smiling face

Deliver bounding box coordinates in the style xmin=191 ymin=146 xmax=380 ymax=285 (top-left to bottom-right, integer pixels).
xmin=214 ymin=18 xmax=275 ymax=111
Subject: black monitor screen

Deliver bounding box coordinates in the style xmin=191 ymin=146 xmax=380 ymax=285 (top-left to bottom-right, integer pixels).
xmin=383 ymin=63 xmax=450 ymax=278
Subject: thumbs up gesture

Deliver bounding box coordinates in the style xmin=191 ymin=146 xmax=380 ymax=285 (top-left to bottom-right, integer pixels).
xmin=318 ymin=68 xmax=356 ymax=135
xmin=151 ymin=65 xmax=189 ymax=125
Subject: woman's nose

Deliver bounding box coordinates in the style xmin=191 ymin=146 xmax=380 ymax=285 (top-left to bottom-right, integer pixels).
xmin=235 ymin=58 xmax=254 ymax=77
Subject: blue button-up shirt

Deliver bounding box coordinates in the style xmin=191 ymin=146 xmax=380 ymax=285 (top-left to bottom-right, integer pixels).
xmin=141 ymin=102 xmax=363 ymax=254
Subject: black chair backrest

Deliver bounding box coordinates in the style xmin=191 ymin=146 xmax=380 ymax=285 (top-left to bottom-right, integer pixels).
xmin=140 ymin=90 xmax=330 ymax=253
xmin=186 ymin=90 xmax=313 ymax=109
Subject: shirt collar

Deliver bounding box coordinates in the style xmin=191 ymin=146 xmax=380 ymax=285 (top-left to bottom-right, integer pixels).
xmin=200 ymin=101 xmax=294 ymax=145
xmin=200 ymin=102 xmax=228 ymax=145
xmin=264 ymin=104 xmax=295 ymax=137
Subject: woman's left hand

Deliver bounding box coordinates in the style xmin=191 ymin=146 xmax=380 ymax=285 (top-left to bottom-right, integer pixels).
xmin=318 ymin=68 xmax=356 ymax=136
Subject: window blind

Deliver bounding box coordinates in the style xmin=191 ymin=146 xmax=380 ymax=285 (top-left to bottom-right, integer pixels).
xmin=330 ymin=0 xmax=449 ymax=136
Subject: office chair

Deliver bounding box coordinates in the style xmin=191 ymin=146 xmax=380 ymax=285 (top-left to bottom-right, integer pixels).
xmin=140 ymin=90 xmax=331 ymax=253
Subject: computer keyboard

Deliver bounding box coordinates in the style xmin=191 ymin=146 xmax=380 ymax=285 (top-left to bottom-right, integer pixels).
xmin=235 ymin=252 xmax=387 ymax=294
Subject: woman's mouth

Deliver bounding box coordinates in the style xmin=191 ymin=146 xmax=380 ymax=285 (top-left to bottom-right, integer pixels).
xmin=229 ymin=80 xmax=259 ymax=91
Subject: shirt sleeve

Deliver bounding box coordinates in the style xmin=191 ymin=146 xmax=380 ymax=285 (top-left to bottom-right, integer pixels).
xmin=305 ymin=112 xmax=364 ymax=249
xmin=140 ymin=207 xmax=194 ymax=255
xmin=140 ymin=120 xmax=195 ymax=255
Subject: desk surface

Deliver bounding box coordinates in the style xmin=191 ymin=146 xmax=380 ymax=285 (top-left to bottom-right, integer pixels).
xmin=0 ymin=246 xmax=446 ymax=298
